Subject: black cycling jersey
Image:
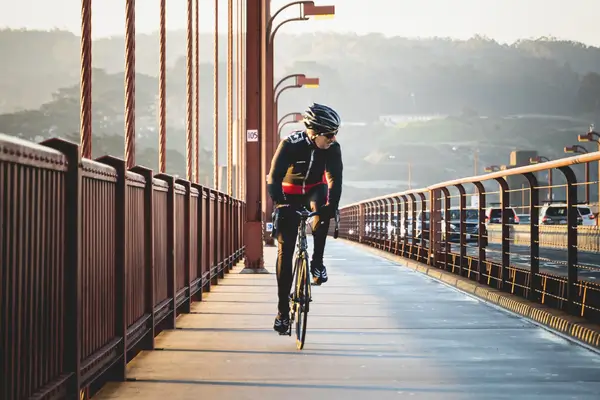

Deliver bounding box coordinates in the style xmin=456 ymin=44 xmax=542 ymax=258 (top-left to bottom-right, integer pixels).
xmin=267 ymin=130 xmax=343 ymax=208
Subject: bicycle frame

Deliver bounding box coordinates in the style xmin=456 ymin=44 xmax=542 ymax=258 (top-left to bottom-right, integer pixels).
xmin=295 ymin=209 xmax=314 ymax=258
xmin=271 ymin=205 xmax=340 ymax=348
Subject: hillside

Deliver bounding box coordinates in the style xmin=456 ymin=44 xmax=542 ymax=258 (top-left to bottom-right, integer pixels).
xmin=2 ymin=29 xmax=600 ymax=115
xmin=1 ymin=29 xmax=600 ymax=201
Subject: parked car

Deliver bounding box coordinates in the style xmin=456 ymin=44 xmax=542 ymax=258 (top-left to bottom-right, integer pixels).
xmin=484 ymin=205 xmax=520 ymax=225
xmin=442 ymin=208 xmax=487 ymax=245
xmin=538 ymin=202 xmax=590 ymax=226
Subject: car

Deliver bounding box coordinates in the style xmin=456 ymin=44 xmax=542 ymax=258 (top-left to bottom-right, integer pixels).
xmin=576 ymin=205 xmax=597 ymax=226
xmin=484 ymin=205 xmax=520 ymax=225
xmin=538 ymin=203 xmax=590 ymax=226
xmin=441 ymin=207 xmax=487 ymax=245
xmin=516 ymin=214 xmax=530 ymax=224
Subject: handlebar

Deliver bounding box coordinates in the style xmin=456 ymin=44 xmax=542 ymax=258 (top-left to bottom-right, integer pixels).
xmin=295 ymin=208 xmax=319 ymax=219
xmin=271 ymin=206 xmax=340 ymax=239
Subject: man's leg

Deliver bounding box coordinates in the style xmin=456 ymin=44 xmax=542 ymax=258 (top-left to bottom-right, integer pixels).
xmin=274 ymin=203 xmax=300 ymax=333
xmin=309 ymin=184 xmax=331 ymax=285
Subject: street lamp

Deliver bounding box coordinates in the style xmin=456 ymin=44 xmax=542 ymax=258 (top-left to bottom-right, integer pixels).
xmin=578 ymin=127 xmax=600 ymax=214
xmin=565 ymin=145 xmax=590 ymax=204
xmin=273 ymin=73 xmax=305 ymax=96
xmin=578 ymin=134 xmax=600 ymax=144
xmin=297 ymin=75 xmax=320 ymax=88
xmin=273 ymin=74 xmax=318 ymax=142
xmin=303 ymin=3 xmax=335 ymax=19
xmin=275 ymin=75 xmax=319 ymax=115
xmin=565 ymin=145 xmax=589 ymax=153
xmin=484 ymin=165 xmax=501 ymax=173
xmin=530 ymin=156 xmax=551 ymax=163
xmin=278 ymin=112 xmax=304 ymax=136
xmin=530 ymin=156 xmax=553 ymax=201
xmin=267 ymin=2 xmax=335 ymax=44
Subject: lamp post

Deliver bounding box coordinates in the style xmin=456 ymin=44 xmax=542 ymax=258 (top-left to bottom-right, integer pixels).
xmin=275 ymin=75 xmax=320 ymax=102
xmin=564 ymin=145 xmax=590 ymax=205
xmin=272 ymin=74 xmax=305 ymax=122
xmin=274 ymin=75 xmax=319 ymax=136
xmin=530 ymin=156 xmax=553 ymax=201
xmin=578 ymin=127 xmax=600 ymax=215
xmin=273 ymin=73 xmax=305 ymax=95
xmin=261 ymin=1 xmax=334 ymax=245
xmin=277 ymin=112 xmax=304 ymax=137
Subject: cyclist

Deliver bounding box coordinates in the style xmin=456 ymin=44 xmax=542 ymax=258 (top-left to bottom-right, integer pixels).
xmin=267 ymin=102 xmax=343 ymax=334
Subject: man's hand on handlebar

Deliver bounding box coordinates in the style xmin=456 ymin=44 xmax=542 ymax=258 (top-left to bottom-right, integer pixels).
xmin=274 ymin=203 xmax=334 ymax=218
xmin=318 ymin=204 xmax=338 ymax=220
xmin=271 ymin=202 xmax=340 ymax=239
xmin=273 ymin=203 xmax=294 ymax=219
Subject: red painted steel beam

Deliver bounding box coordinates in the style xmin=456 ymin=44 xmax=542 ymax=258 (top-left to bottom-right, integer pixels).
xmin=262 ymin=0 xmax=276 ymax=246
xmin=242 ymin=0 xmax=267 ymax=271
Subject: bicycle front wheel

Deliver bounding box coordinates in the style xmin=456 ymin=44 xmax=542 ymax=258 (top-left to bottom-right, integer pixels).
xmin=294 ymin=255 xmax=310 ymax=349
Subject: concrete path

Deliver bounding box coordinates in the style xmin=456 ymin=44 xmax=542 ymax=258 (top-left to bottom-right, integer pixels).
xmin=94 ymin=240 xmax=600 ymax=399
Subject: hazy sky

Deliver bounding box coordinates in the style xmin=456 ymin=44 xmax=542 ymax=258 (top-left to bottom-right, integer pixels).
xmin=1 ymin=0 xmax=599 ymax=46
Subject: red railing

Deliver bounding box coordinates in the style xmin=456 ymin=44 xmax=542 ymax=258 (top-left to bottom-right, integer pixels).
xmin=0 ymin=133 xmax=246 ymax=400
xmin=335 ymin=150 xmax=600 ymax=325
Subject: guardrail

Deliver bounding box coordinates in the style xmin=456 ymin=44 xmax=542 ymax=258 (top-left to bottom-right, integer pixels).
xmin=358 ymin=220 xmax=600 ymax=253
xmin=334 ymin=150 xmax=600 ymax=326
xmin=0 ymin=133 xmax=246 ymax=400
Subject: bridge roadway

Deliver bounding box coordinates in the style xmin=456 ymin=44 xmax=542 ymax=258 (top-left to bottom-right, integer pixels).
xmin=453 ymin=243 xmax=600 ymax=280
xmin=95 ymin=241 xmax=600 ymax=399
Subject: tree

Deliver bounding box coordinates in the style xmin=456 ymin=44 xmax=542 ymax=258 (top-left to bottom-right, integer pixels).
xmin=577 ymin=72 xmax=600 ymax=115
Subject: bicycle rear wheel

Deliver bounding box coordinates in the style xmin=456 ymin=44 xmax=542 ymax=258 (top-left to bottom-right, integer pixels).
xmin=294 ymin=255 xmax=310 ymax=349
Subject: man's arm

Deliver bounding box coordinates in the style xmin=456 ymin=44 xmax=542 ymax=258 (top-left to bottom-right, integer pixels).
xmin=267 ymin=139 xmax=291 ymax=204
xmin=325 ymin=142 xmax=343 ymax=209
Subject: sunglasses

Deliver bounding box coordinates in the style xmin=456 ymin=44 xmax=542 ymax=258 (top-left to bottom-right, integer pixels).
xmin=319 ymin=131 xmax=337 ymax=140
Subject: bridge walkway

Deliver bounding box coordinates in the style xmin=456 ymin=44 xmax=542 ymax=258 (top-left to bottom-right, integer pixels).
xmin=94 ymin=241 xmax=600 ymax=400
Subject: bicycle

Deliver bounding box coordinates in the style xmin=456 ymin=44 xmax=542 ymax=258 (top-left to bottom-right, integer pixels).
xmin=271 ymin=205 xmax=340 ymax=349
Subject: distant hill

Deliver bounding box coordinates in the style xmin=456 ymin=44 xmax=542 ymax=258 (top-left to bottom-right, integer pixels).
xmin=2 ymin=29 xmax=600 ymax=116
xmin=1 ymin=29 xmax=600 ymax=201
